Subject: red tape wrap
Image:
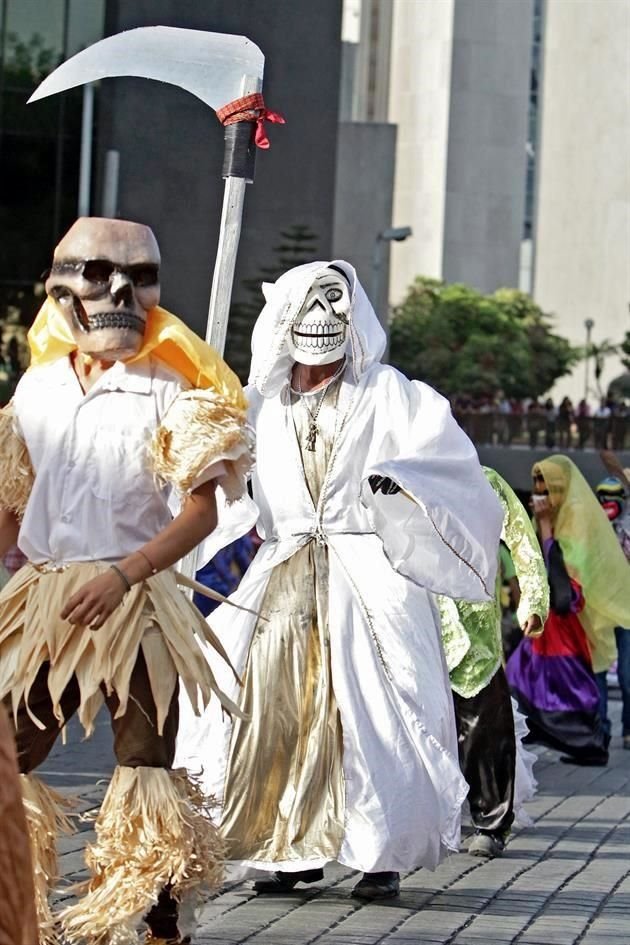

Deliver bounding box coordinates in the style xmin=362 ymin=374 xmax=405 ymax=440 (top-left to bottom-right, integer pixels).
xmin=216 ymin=93 xmax=285 ymax=150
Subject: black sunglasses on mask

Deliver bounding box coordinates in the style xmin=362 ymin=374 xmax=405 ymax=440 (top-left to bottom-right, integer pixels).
xmin=44 ymin=259 xmax=159 ymax=288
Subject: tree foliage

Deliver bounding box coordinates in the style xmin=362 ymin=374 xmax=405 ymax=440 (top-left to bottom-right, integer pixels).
xmin=388 ymin=278 xmax=579 ymax=400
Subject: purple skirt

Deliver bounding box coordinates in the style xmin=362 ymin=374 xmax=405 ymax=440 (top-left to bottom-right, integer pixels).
xmin=506 ymin=635 xmax=608 ymax=762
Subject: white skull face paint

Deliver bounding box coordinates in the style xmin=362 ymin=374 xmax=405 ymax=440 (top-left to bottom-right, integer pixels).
xmin=45 ymin=217 xmax=161 ymax=361
xmin=286 ymin=267 xmax=350 ymax=365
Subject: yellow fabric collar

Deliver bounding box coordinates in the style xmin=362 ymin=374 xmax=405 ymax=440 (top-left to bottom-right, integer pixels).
xmin=27 ymin=297 xmax=246 ymax=409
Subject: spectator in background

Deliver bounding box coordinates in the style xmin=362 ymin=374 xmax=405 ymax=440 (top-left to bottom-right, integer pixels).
xmin=556 ymin=397 xmax=574 ymax=449
xmin=576 ymin=399 xmax=591 ymax=449
xmin=610 ymin=400 xmax=628 ymax=451
xmin=527 ymin=400 xmax=544 ymax=449
xmin=496 ymin=391 xmax=513 ymax=445
xmin=194 ymin=533 xmax=256 ymax=616
xmin=594 ymin=398 xmax=612 ymax=449
xmin=544 ymin=398 xmax=557 ymax=449
xmin=595 ymin=450 xmax=630 ymax=749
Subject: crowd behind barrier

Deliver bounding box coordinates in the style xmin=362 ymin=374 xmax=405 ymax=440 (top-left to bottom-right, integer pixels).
xmin=452 ymin=395 xmax=630 ymax=450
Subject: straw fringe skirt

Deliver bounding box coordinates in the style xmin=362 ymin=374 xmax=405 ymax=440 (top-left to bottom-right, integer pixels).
xmin=0 ymin=561 xmax=241 ymax=736
xmin=0 ymin=562 xmax=235 ymax=945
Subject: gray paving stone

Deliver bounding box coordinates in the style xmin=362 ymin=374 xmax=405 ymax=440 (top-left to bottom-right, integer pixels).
xmin=41 ymin=697 xmax=630 ymax=945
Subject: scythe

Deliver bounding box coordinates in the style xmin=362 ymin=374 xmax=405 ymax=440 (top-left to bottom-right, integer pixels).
xmin=29 ymin=25 xmax=284 ymax=354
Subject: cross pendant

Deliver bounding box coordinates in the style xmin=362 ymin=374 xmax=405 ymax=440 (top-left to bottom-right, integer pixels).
xmin=305 ymin=422 xmax=318 ymax=451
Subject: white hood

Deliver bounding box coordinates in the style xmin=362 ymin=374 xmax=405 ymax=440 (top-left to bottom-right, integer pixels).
xmin=248 ymin=260 xmax=386 ymax=398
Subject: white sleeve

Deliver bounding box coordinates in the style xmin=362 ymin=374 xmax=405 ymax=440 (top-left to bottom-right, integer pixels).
xmin=361 ymin=377 xmax=503 ymax=601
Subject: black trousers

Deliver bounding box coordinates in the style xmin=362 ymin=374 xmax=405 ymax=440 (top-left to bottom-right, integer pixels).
xmin=452 ymin=666 xmax=516 ymax=834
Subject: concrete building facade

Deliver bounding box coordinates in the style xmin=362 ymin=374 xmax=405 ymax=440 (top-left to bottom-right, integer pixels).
xmin=387 ymin=0 xmax=455 ymax=297
xmin=350 ymin=0 xmax=630 ymax=404
xmin=334 ymin=0 xmax=398 ymax=323
xmin=332 ymin=120 xmax=397 ymax=323
xmin=532 ymin=0 xmax=630 ymax=404
xmin=441 ymin=0 xmax=534 ymax=294
xmin=386 ymin=0 xmax=534 ymax=303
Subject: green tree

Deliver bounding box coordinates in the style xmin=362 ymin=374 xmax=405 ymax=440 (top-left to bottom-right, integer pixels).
xmin=225 ymin=224 xmax=319 ymax=380
xmin=389 ymin=278 xmax=578 ymax=400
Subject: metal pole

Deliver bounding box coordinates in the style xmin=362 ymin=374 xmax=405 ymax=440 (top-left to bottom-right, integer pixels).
xmin=206 ymin=176 xmax=247 ymax=352
xmin=78 ymin=83 xmax=95 ymax=216
xmin=584 ymin=319 xmax=594 ymax=401
xmin=101 ymin=149 xmax=120 ymax=218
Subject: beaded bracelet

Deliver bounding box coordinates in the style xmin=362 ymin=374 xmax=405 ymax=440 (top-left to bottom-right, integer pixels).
xmin=137 ymin=548 xmax=158 ymax=575
xmin=110 ymin=563 xmax=132 ymax=594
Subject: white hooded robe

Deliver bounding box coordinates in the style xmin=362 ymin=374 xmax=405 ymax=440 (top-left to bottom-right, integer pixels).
xmin=176 ymin=261 xmax=503 ymax=873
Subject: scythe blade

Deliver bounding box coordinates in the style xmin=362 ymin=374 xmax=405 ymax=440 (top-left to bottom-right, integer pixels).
xmin=28 ymin=26 xmax=264 ymax=113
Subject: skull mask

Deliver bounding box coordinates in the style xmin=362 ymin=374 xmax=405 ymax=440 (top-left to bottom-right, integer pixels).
xmin=286 ymin=267 xmax=350 ymax=366
xmin=45 ymin=217 xmax=161 ymax=361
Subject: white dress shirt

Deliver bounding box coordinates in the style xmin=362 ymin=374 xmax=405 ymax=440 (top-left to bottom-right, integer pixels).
xmin=13 ymin=355 xmax=192 ymax=565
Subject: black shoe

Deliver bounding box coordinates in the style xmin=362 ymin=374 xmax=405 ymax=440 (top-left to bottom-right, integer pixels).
xmin=253 ymin=868 xmax=324 ymax=893
xmin=144 ymin=888 xmax=181 ymax=941
xmin=560 ymin=754 xmax=608 ymax=766
xmin=351 ymin=871 xmax=400 ymax=900
xmin=468 ymin=830 xmax=506 ymax=858
xmin=144 ymin=935 xmax=191 ymax=944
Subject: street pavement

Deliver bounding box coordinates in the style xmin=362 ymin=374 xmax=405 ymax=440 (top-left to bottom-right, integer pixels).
xmin=45 ymin=698 xmax=630 ymax=945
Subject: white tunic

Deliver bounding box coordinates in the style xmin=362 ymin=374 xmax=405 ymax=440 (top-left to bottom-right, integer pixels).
xmin=12 ymin=355 xmax=184 ymax=564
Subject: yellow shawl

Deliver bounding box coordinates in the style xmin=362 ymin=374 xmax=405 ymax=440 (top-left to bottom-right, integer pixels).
xmin=27 ymin=297 xmax=246 ymax=410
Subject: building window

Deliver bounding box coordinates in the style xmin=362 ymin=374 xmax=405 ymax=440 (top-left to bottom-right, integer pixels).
xmin=0 ymin=0 xmax=103 ymax=392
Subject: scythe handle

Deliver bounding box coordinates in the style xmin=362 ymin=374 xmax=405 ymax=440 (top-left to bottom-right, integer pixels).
xmin=222 ymin=120 xmax=257 ymax=183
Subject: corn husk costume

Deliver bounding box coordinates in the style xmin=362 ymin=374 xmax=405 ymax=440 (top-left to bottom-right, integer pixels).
xmin=176 ymin=260 xmax=504 ymax=878
xmin=437 ymin=468 xmax=549 ymax=835
xmin=0 ymin=219 xmax=255 ymax=945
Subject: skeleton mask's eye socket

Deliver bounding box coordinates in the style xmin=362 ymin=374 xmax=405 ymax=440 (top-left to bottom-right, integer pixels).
xmin=325 ymin=287 xmax=343 ymax=303
xmin=82 ymin=260 xmax=116 ymax=285
xmin=129 ymin=264 xmax=159 ymax=287
xmin=80 ymin=260 xmax=159 ymax=287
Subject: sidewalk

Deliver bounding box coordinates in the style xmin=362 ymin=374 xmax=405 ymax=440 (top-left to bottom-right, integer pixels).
xmin=47 ymin=701 xmax=630 ymax=945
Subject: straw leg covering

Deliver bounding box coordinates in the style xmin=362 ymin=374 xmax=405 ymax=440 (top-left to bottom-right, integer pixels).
xmin=59 ymin=766 xmax=225 ymax=945
xmin=20 ymin=773 xmax=74 ymax=945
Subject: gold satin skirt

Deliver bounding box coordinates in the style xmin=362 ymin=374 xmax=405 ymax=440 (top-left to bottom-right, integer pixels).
xmin=221 ymin=541 xmax=345 ymax=864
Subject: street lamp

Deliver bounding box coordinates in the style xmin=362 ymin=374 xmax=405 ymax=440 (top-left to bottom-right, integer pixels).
xmin=584 ymin=318 xmax=594 ymax=401
xmin=371 ymin=226 xmax=412 ymax=314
